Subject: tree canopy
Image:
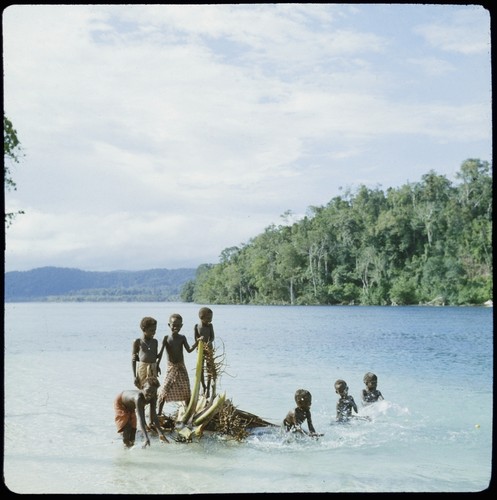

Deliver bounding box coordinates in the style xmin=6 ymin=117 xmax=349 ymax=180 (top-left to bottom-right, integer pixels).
xmin=182 ymin=159 xmax=492 ymax=306
xmin=4 ymin=114 xmax=25 ymax=227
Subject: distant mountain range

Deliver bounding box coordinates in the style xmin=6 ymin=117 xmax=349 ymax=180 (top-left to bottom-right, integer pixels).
xmin=4 ymin=266 xmax=197 ymax=302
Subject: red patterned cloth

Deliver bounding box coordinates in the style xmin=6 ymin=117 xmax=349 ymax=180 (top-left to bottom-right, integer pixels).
xmin=114 ymin=392 xmax=137 ymax=432
xmin=158 ymin=361 xmax=191 ymax=404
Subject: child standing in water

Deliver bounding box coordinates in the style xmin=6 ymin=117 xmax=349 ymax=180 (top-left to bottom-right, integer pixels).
xmin=157 ymin=313 xmax=198 ymax=415
xmin=194 ymin=307 xmax=215 ymax=398
xmin=132 ymin=317 xmax=160 ymax=389
xmin=361 ymin=372 xmax=384 ymax=404
xmin=283 ymin=388 xmax=320 ymax=436
xmin=334 ymin=379 xmax=358 ymax=422
xmin=114 ymin=376 xmax=169 ymax=448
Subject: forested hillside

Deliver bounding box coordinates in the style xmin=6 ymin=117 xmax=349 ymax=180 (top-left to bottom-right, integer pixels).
xmin=5 ymin=267 xmax=196 ymax=302
xmin=181 ymin=159 xmax=492 ymax=306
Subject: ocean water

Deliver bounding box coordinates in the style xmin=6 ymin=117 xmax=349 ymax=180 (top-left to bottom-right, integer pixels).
xmin=3 ymin=302 xmax=493 ymax=493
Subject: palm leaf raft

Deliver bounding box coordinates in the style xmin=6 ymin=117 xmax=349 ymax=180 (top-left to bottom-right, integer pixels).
xmin=157 ymin=339 xmax=277 ymax=442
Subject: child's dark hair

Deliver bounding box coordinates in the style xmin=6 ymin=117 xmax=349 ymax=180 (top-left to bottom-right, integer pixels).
xmin=198 ymin=307 xmax=213 ymax=318
xmin=169 ymin=313 xmax=183 ymax=323
xmin=140 ymin=316 xmax=157 ymax=330
xmin=295 ymin=389 xmax=312 ymax=405
xmin=363 ymin=372 xmax=377 ymax=383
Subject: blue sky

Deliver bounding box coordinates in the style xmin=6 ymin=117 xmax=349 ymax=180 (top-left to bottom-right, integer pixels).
xmin=3 ymin=4 xmax=491 ymax=272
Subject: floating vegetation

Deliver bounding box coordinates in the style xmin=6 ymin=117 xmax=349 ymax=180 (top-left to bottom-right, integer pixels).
xmin=206 ymin=399 xmax=276 ymax=441
xmin=159 ymin=340 xmax=277 ymax=443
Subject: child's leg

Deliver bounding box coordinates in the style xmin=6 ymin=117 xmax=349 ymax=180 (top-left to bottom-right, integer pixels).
xmin=203 ymin=348 xmax=213 ymax=396
xmin=157 ymin=396 xmax=165 ymax=416
xmin=206 ymin=375 xmax=211 ymax=398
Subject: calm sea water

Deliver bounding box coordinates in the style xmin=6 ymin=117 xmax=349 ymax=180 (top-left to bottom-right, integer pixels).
xmin=3 ymin=302 xmax=493 ymax=493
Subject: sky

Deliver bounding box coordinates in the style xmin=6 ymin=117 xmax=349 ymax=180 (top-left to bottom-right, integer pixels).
xmin=3 ymin=3 xmax=492 ymax=273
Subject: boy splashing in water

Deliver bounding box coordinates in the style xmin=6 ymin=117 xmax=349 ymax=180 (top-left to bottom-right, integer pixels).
xmin=361 ymin=372 xmax=384 ymax=404
xmin=334 ymin=379 xmax=359 ymax=422
xmin=283 ymin=389 xmax=320 ymax=437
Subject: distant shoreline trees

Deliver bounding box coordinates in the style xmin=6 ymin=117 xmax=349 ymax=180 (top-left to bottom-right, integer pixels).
xmin=182 ymin=159 xmax=492 ymax=306
xmin=5 ymin=267 xmax=197 ymax=302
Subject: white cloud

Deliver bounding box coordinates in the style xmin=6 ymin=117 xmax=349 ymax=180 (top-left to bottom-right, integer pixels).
xmin=407 ymin=56 xmax=455 ymax=77
xmin=413 ymin=6 xmax=490 ymax=55
xmin=3 ymin=4 xmax=492 ymax=272
xmin=4 ymin=207 xmax=275 ymax=271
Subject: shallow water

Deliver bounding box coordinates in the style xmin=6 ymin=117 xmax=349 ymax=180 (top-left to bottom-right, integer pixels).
xmin=3 ymin=302 xmax=493 ymax=493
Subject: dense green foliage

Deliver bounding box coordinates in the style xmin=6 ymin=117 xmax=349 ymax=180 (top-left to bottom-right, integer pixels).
xmin=5 ymin=266 xmax=196 ymax=302
xmin=182 ymin=159 xmax=492 ymax=306
xmin=4 ymin=113 xmax=25 ymax=227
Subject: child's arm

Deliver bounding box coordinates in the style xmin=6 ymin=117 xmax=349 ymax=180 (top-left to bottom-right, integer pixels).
xmin=306 ymin=410 xmax=317 ymax=435
xmin=156 ymin=336 xmax=167 ymax=370
xmin=351 ymin=396 xmax=358 ymax=414
xmin=361 ymin=389 xmax=367 ymax=402
xmin=150 ymin=398 xmax=169 ymax=443
xmin=132 ymin=339 xmax=140 ymax=387
xmin=183 ymin=335 xmax=198 ymax=353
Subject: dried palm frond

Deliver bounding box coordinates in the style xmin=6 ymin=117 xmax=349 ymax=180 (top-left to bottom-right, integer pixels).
xmin=166 ymin=339 xmax=278 ymax=443
xmin=207 ymin=398 xmax=250 ymax=442
xmin=205 ymin=398 xmax=277 ymax=441
xmin=203 ymin=341 xmax=226 ymax=383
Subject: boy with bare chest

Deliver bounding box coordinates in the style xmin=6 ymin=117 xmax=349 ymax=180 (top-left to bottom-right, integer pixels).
xmin=157 ymin=313 xmax=198 ymax=414
xmin=132 ymin=317 xmax=159 ymax=389
xmin=194 ymin=307 xmax=215 ymax=398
